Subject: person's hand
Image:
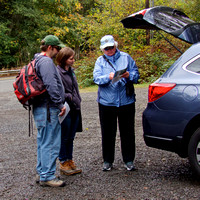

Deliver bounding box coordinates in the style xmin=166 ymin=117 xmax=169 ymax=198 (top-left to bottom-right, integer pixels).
xmin=121 ymin=71 xmax=129 ymax=79
xmin=109 ymin=72 xmax=114 ymax=80
xmin=59 ymin=106 xmax=66 ymax=116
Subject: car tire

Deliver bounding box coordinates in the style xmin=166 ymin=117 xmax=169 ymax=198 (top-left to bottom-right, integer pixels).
xmin=188 ymin=128 xmax=200 ymax=176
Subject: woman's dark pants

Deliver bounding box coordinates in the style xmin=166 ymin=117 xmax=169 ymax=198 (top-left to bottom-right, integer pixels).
xmin=59 ymin=110 xmax=80 ymax=162
xmin=98 ymin=103 xmax=136 ymax=164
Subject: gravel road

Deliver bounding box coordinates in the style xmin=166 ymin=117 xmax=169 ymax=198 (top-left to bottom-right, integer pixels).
xmin=0 ymin=78 xmax=200 ymax=200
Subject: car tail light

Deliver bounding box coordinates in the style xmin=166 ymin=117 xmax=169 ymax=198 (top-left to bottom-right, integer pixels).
xmin=148 ymin=83 xmax=176 ymax=102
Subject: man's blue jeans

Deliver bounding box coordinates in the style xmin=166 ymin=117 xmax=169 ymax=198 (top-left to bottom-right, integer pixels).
xmin=33 ymin=106 xmax=61 ymax=181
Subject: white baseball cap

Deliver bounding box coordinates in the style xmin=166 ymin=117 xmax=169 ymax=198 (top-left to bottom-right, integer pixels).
xmin=100 ymin=35 xmax=115 ymax=49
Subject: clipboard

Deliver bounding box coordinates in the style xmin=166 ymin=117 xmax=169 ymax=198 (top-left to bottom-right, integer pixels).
xmin=112 ymin=68 xmax=127 ymax=83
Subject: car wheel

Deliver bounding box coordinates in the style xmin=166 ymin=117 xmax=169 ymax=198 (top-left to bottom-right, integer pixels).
xmin=188 ymin=128 xmax=200 ymax=176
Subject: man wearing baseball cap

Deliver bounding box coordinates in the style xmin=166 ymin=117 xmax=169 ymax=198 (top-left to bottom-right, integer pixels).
xmin=43 ymin=35 xmax=66 ymax=48
xmin=93 ymin=35 xmax=140 ymax=172
xmin=32 ymin=35 xmax=66 ymax=187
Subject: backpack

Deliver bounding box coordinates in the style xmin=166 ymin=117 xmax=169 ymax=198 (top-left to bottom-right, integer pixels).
xmin=13 ymin=57 xmax=46 ymax=136
xmin=13 ymin=58 xmax=46 ymax=106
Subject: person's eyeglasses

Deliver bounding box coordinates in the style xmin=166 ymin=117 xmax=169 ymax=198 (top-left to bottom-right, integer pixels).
xmin=104 ymin=46 xmax=114 ymax=51
xmin=53 ymin=46 xmax=61 ymax=51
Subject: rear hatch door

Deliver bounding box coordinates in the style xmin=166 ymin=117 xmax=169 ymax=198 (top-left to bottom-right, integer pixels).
xmin=121 ymin=6 xmax=200 ymax=44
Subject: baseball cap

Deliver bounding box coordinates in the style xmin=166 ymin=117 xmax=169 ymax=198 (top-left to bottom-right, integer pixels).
xmin=43 ymin=35 xmax=65 ymax=48
xmin=100 ymin=35 xmax=115 ymax=49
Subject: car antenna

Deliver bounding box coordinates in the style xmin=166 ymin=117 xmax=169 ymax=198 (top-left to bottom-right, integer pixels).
xmin=158 ymin=31 xmax=183 ymax=54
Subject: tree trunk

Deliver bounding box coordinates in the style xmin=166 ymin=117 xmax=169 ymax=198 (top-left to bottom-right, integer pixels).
xmin=75 ymin=45 xmax=80 ymax=60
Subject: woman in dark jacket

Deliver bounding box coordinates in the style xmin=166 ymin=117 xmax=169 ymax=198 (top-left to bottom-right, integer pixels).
xmin=56 ymin=47 xmax=82 ymax=175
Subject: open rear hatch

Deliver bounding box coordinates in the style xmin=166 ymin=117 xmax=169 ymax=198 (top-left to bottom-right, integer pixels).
xmin=121 ymin=6 xmax=200 ymax=44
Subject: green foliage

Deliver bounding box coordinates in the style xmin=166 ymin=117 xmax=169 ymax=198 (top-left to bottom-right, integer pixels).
xmin=0 ymin=0 xmax=200 ymax=86
xmin=0 ymin=0 xmax=47 ymax=68
xmin=137 ymin=51 xmax=176 ymax=83
xmin=84 ymin=0 xmax=145 ymax=50
xmin=0 ymin=22 xmax=19 ymax=69
xmin=74 ymin=53 xmax=98 ymax=88
xmin=184 ymin=0 xmax=200 ymax=22
xmin=74 ymin=45 xmax=178 ymax=87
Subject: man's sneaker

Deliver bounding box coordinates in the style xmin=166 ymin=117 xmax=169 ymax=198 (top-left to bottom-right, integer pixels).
xmin=125 ymin=162 xmax=137 ymax=171
xmin=40 ymin=178 xmax=66 ymax=187
xmin=102 ymin=162 xmax=113 ymax=171
xmin=36 ymin=174 xmax=60 ymax=184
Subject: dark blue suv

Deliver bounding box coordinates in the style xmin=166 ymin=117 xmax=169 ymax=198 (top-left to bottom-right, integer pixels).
xmin=121 ymin=6 xmax=200 ymax=176
xmin=143 ymin=43 xmax=200 ymax=176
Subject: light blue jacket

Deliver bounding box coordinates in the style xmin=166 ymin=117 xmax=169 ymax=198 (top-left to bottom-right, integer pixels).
xmin=93 ymin=49 xmax=139 ymax=107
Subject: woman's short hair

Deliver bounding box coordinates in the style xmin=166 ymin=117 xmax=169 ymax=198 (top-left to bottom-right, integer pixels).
xmin=56 ymin=47 xmax=75 ymax=68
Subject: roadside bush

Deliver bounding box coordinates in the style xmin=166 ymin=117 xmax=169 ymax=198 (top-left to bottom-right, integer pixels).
xmin=0 ymin=23 xmax=19 ymax=69
xmin=133 ymin=38 xmax=189 ymax=83
xmin=74 ymin=53 xmax=98 ymax=88
xmin=137 ymin=52 xmax=176 ymax=83
xmin=74 ymin=39 xmax=183 ymax=87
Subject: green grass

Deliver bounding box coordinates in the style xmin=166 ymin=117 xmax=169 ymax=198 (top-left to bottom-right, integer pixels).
xmin=79 ymin=83 xmax=149 ymax=93
xmin=135 ymin=83 xmax=150 ymax=88
xmin=79 ymin=85 xmax=98 ymax=93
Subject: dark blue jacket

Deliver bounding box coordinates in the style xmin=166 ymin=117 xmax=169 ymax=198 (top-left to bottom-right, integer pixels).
xmin=57 ymin=65 xmax=81 ymax=111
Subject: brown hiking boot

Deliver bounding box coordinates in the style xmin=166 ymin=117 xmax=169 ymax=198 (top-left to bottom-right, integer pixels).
xmin=60 ymin=160 xmax=82 ymax=175
xmin=69 ymin=160 xmax=82 ymax=174
xmin=40 ymin=178 xmax=66 ymax=187
xmin=60 ymin=160 xmax=75 ymax=175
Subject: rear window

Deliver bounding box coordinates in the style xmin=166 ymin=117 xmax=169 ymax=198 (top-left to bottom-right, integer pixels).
xmin=184 ymin=56 xmax=200 ymax=74
xmin=153 ymin=11 xmax=194 ymax=33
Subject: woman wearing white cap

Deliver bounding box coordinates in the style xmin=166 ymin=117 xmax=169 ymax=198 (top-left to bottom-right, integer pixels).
xmin=93 ymin=35 xmax=139 ymax=171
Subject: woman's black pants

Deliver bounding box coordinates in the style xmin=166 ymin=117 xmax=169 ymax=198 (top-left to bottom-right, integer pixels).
xmin=98 ymin=103 xmax=136 ymax=164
